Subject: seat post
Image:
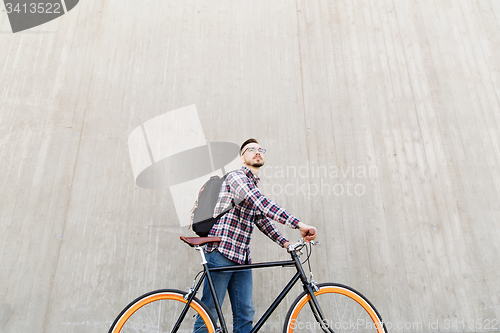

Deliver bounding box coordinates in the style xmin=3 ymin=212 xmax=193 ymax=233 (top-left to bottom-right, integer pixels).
xmin=195 ymin=245 xmax=207 ymax=265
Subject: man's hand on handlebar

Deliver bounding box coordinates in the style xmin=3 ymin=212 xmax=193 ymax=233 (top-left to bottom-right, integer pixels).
xmin=298 ymin=222 xmax=317 ymax=242
xmin=283 ymin=222 xmax=317 ymax=249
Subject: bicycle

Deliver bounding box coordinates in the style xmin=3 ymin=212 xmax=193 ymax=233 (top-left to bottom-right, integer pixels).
xmin=108 ymin=236 xmax=388 ymax=333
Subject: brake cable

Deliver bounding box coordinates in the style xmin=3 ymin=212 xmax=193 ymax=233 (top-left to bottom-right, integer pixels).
xmin=301 ymin=242 xmax=313 ymax=266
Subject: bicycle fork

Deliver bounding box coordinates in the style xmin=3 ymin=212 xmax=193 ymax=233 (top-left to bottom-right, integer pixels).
xmin=291 ymin=251 xmax=335 ymax=333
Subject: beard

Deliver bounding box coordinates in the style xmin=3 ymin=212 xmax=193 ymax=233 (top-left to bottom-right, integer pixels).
xmin=249 ymin=160 xmax=264 ymax=167
xmin=246 ymin=156 xmax=264 ymax=168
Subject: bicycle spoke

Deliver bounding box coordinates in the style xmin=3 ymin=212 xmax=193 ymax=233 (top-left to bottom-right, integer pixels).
xmin=334 ymin=292 xmax=342 ymax=327
xmin=129 ymin=320 xmax=141 ymax=333
xmin=157 ymin=300 xmax=162 ymax=333
xmin=145 ymin=303 xmax=159 ymax=333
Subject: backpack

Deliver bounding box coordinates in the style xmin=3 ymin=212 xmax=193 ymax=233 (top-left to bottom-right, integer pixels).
xmin=190 ymin=173 xmax=239 ymax=237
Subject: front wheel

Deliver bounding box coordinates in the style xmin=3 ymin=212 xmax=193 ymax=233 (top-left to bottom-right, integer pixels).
xmin=283 ymin=283 xmax=387 ymax=333
xmin=108 ymin=289 xmax=217 ymax=333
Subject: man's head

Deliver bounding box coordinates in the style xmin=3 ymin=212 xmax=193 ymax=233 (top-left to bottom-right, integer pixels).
xmin=240 ymin=138 xmax=266 ymax=170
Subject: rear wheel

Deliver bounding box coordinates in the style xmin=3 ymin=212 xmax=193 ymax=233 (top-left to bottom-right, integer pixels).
xmin=108 ymin=289 xmax=216 ymax=333
xmin=283 ymin=283 xmax=387 ymax=333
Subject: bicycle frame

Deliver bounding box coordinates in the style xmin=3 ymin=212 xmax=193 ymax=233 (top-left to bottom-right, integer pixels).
xmin=173 ymin=246 xmax=332 ymax=333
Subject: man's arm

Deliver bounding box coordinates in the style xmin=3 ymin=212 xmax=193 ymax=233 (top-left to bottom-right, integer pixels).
xmin=229 ymin=172 xmax=300 ymax=228
xmin=254 ymin=214 xmax=289 ymax=247
xmin=228 ymin=171 xmax=317 ymax=246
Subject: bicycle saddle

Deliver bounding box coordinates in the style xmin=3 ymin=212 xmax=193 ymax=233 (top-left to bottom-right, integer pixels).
xmin=180 ymin=236 xmax=221 ymax=247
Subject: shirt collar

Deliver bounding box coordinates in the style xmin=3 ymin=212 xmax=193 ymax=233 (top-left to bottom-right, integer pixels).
xmin=241 ymin=166 xmax=260 ymax=184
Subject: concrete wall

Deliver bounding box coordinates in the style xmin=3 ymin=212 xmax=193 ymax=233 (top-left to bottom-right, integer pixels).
xmin=1 ymin=0 xmax=499 ymax=332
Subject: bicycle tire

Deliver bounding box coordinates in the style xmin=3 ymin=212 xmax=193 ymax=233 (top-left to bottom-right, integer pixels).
xmin=283 ymin=283 xmax=387 ymax=333
xmin=108 ymin=289 xmax=217 ymax=333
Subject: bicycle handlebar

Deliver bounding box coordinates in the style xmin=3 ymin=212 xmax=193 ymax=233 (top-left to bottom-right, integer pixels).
xmin=287 ymin=238 xmax=319 ymax=252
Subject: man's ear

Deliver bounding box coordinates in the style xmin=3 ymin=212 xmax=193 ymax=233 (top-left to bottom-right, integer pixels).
xmin=240 ymin=154 xmax=245 ymax=165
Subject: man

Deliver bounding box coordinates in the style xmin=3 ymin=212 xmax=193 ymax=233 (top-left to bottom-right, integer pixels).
xmin=193 ymin=138 xmax=317 ymax=333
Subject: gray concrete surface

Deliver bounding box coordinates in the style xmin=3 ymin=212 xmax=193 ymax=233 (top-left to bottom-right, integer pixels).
xmin=1 ymin=0 xmax=499 ymax=332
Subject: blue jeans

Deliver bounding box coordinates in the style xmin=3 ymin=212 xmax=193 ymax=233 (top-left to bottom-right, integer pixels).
xmin=193 ymin=250 xmax=255 ymax=333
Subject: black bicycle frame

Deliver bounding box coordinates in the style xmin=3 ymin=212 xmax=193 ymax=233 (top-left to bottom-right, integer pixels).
xmin=172 ymin=249 xmax=332 ymax=333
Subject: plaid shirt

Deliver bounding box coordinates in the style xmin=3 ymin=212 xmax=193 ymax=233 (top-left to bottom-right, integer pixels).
xmin=206 ymin=166 xmax=300 ymax=264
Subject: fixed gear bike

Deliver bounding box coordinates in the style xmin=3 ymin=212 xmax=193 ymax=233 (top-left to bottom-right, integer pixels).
xmin=108 ymin=237 xmax=388 ymax=333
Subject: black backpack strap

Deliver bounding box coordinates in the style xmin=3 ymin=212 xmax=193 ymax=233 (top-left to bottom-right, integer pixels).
xmin=213 ymin=171 xmax=243 ymax=220
xmin=214 ymin=199 xmax=242 ymax=220
xmin=215 ymin=200 xmax=236 ymax=220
